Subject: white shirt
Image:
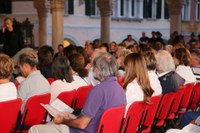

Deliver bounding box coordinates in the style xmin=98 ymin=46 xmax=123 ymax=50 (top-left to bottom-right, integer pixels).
xmin=148 ymin=71 xmax=162 ymax=96
xmin=0 ymin=82 xmax=17 ymax=102
xmin=72 ymin=74 xmax=89 ymax=90
xmin=85 ymin=68 xmax=100 ymax=86
xmin=18 ymin=70 xmax=50 ymax=111
xmin=125 ymin=79 xmax=144 ymax=114
xmin=176 ymin=65 xmax=196 ymax=85
xmin=50 ymin=79 xmax=75 ymax=103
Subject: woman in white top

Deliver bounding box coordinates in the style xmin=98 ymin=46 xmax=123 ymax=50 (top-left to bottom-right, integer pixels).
xmin=0 ymin=54 xmax=17 ymax=102
xmin=124 ymin=53 xmax=154 ymax=111
xmin=141 ymin=48 xmax=162 ymax=96
xmin=50 ymin=56 xmax=75 ymax=103
xmin=69 ymin=53 xmax=89 ymax=89
xmin=173 ymin=48 xmax=196 ymax=84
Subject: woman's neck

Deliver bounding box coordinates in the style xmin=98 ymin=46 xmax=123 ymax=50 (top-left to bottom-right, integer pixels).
xmin=0 ymin=79 xmax=10 ymax=84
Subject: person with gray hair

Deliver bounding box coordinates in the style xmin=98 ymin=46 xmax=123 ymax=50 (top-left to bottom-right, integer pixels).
xmin=155 ymin=50 xmax=185 ymax=94
xmin=29 ymin=53 xmax=126 ymax=133
xmin=17 ymin=53 xmax=50 ymax=111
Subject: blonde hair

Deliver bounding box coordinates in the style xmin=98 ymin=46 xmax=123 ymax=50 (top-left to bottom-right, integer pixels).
xmin=123 ymin=53 xmax=154 ymax=103
xmin=0 ymin=54 xmax=14 ymax=79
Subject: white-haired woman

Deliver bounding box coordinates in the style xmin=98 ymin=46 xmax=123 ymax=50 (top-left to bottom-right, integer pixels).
xmin=155 ymin=50 xmax=185 ymax=94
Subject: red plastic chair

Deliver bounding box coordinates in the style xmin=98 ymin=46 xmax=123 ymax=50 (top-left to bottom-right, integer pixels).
xmin=167 ymin=86 xmax=185 ymax=124
xmin=57 ymin=89 xmax=76 ymax=108
xmin=96 ymin=105 xmax=125 ymax=133
xmin=188 ymin=83 xmax=200 ymax=110
xmin=117 ymin=76 xmax=124 ymax=87
xmin=153 ymin=92 xmax=175 ymax=132
xmin=0 ymin=98 xmax=22 ymax=133
xmin=74 ymin=84 xmax=93 ymax=109
xmin=122 ymin=101 xmax=146 ymax=133
xmin=14 ymin=81 xmax=19 ymax=89
xmin=178 ymin=82 xmax=195 ymax=114
xmin=46 ymin=78 xmax=55 ymax=85
xmin=19 ymin=93 xmax=51 ymax=132
xmin=139 ymin=94 xmax=162 ymax=133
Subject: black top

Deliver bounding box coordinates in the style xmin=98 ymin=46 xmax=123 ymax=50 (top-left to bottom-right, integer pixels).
xmin=159 ymin=71 xmax=185 ymax=94
xmin=0 ymin=28 xmax=24 ymax=57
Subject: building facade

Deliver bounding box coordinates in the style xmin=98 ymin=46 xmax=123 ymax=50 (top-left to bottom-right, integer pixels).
xmin=0 ymin=0 xmax=199 ymax=48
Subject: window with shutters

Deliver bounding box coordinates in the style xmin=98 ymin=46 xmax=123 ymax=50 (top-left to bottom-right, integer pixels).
xmin=197 ymin=0 xmax=200 ymax=20
xmin=85 ymin=0 xmax=100 ymax=16
xmin=182 ymin=0 xmax=190 ymax=20
xmin=112 ymin=0 xmax=142 ymax=19
xmin=143 ymin=0 xmax=162 ymax=19
xmin=64 ymin=0 xmax=74 ymax=15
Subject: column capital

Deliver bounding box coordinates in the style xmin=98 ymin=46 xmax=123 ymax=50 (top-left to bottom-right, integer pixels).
xmin=33 ymin=0 xmax=48 ymax=17
xmin=50 ymin=0 xmax=64 ymax=12
xmin=97 ymin=0 xmax=113 ymax=17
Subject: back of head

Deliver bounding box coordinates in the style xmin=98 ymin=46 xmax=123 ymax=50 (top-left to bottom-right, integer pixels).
xmin=18 ymin=53 xmax=38 ymax=68
xmin=143 ymin=51 xmax=156 ymax=71
xmin=69 ymin=53 xmax=88 ymax=78
xmin=155 ymin=50 xmax=175 ymax=73
xmin=124 ymin=53 xmax=149 ymax=89
xmin=190 ymin=49 xmax=200 ymax=67
xmin=93 ymin=53 xmax=118 ymax=80
xmin=124 ymin=53 xmax=154 ymax=103
xmin=52 ymin=56 xmax=73 ymax=82
xmin=0 ymin=54 xmax=14 ymax=79
xmin=174 ymin=48 xmax=191 ymax=66
xmin=38 ymin=46 xmax=53 ymax=66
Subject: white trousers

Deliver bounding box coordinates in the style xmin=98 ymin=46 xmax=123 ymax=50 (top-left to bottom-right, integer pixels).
xmin=29 ymin=123 xmax=69 ymax=133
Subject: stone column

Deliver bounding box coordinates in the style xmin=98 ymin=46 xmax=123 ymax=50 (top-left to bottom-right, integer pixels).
xmin=34 ymin=0 xmax=47 ymax=46
xmin=167 ymin=0 xmax=183 ymax=34
xmin=97 ymin=0 xmax=112 ymax=44
xmin=50 ymin=0 xmax=64 ymax=52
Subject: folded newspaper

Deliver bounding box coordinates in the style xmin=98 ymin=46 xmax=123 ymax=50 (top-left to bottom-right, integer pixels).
xmin=41 ymin=98 xmax=74 ymax=117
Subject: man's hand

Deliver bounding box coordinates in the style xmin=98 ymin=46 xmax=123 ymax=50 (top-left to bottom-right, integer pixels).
xmin=53 ymin=114 xmax=65 ymax=124
xmin=1 ymin=24 xmax=6 ymax=33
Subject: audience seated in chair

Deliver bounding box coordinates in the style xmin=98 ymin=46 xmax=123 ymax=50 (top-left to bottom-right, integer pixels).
xmin=141 ymin=47 xmax=162 ymax=96
xmin=38 ymin=45 xmax=54 ymax=78
xmin=29 ymin=52 xmax=126 ymax=133
xmin=17 ymin=53 xmax=50 ymax=111
xmin=0 ymin=54 xmax=17 ymax=102
xmin=173 ymin=48 xmax=196 ymax=84
xmin=69 ymin=53 xmax=89 ymax=88
xmin=50 ymin=56 xmax=74 ymax=103
xmin=155 ymin=50 xmax=185 ymax=94
xmin=190 ymin=49 xmax=200 ymax=82
xmin=123 ymin=53 xmax=154 ymax=114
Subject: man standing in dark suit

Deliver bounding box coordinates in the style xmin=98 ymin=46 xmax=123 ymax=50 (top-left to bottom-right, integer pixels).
xmin=0 ymin=17 xmax=24 ymax=57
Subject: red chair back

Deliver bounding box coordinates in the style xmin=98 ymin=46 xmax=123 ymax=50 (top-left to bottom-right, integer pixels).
xmin=0 ymin=98 xmax=22 ymax=133
xmin=47 ymin=78 xmax=55 ymax=85
xmin=57 ymin=89 xmax=76 ymax=108
xmin=188 ymin=83 xmax=200 ymax=110
xmin=154 ymin=92 xmax=175 ymax=127
xmin=21 ymin=93 xmax=50 ymax=127
xmin=171 ymin=86 xmax=185 ymax=114
xmin=180 ymin=83 xmax=194 ymax=109
xmin=140 ymin=94 xmax=162 ymax=133
xmin=97 ymin=105 xmax=125 ymax=133
xmin=74 ymin=84 xmax=93 ymax=109
xmin=117 ymin=76 xmax=124 ymax=87
xmin=122 ymin=101 xmax=146 ymax=133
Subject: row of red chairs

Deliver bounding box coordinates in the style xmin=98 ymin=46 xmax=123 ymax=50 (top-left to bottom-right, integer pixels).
xmin=57 ymin=84 xmax=93 ymax=109
xmin=97 ymin=82 xmax=200 ymax=133
xmin=0 ymin=93 xmax=50 ymax=133
xmin=0 ymin=84 xmax=93 ymax=133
